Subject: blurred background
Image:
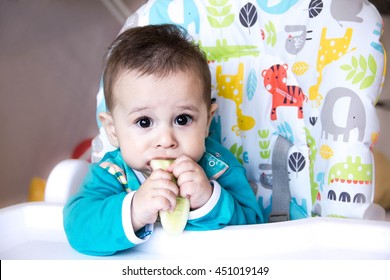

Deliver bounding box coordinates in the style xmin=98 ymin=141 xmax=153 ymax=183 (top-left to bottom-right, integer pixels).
xmin=0 ymin=0 xmax=390 ymax=208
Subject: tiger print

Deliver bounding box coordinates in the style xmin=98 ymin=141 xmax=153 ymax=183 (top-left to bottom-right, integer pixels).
xmin=262 ymin=64 xmax=307 ymax=121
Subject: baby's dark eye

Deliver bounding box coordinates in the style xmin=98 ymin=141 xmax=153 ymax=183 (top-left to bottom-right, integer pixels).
xmin=175 ymin=114 xmax=192 ymax=126
xmin=136 ymin=117 xmax=153 ymax=128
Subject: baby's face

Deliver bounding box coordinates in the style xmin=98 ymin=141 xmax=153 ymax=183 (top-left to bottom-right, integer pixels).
xmin=109 ymin=70 xmax=213 ymax=175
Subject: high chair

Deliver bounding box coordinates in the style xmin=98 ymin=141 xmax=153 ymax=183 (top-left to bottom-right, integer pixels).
xmin=1 ymin=0 xmax=390 ymax=259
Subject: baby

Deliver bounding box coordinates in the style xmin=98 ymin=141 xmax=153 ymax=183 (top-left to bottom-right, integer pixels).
xmin=63 ymin=24 xmax=263 ymax=256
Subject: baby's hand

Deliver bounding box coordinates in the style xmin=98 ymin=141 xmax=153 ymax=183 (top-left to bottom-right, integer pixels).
xmin=169 ymin=155 xmax=212 ymax=210
xmin=131 ymin=169 xmax=178 ymax=231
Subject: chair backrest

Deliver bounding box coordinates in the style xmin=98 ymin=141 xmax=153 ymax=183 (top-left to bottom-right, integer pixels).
xmin=93 ymin=0 xmax=385 ymax=221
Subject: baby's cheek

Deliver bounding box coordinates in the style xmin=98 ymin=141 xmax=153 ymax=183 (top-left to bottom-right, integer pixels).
xmin=189 ymin=143 xmax=206 ymax=163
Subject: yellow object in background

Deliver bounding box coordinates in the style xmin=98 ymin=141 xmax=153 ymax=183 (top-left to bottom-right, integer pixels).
xmin=374 ymin=150 xmax=390 ymax=210
xmin=28 ymin=177 xmax=46 ymax=202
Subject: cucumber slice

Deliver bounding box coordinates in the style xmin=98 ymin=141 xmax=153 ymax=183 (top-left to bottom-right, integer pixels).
xmin=159 ymin=196 xmax=190 ymax=236
xmin=150 ymin=159 xmax=189 ymax=235
xmin=150 ymin=159 xmax=174 ymax=172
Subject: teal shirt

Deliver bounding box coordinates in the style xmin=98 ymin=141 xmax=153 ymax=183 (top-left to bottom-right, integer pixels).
xmin=63 ymin=137 xmax=263 ymax=256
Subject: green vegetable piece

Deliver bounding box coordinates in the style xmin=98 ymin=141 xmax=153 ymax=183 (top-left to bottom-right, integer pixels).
xmin=150 ymin=159 xmax=190 ymax=236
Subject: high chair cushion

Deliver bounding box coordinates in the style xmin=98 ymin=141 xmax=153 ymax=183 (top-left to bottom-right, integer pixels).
xmin=94 ymin=0 xmax=385 ymax=221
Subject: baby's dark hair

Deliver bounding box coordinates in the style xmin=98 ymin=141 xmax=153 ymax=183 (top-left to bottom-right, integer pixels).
xmin=103 ymin=24 xmax=211 ymax=112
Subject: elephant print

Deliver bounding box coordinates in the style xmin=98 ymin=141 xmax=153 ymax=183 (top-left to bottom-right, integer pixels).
xmin=320 ymin=87 xmax=366 ymax=142
xmin=256 ymin=0 xmax=299 ymax=14
xmin=330 ymin=0 xmax=370 ymax=24
xmin=149 ymin=0 xmax=200 ymax=34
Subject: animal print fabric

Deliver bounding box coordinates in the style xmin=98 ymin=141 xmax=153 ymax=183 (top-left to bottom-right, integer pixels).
xmin=94 ymin=0 xmax=385 ymax=220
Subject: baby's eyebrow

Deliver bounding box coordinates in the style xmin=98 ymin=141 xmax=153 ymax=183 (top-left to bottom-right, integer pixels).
xmin=178 ymin=105 xmax=199 ymax=112
xmin=127 ymin=106 xmax=151 ymax=115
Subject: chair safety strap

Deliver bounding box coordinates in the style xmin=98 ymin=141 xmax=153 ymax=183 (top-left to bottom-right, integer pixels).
xmin=269 ymin=136 xmax=292 ymax=223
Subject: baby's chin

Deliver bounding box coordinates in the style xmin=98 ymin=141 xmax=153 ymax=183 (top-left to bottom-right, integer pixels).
xmin=142 ymin=166 xmax=153 ymax=177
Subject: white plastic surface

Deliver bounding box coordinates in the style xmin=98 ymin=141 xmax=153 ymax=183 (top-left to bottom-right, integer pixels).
xmin=1 ymin=202 xmax=389 ymax=260
xmin=44 ymin=159 xmax=89 ymax=204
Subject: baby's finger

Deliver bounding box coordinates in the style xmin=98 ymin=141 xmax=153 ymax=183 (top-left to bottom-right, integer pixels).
xmin=151 ymin=177 xmax=179 ymax=196
xmin=149 ymin=169 xmax=175 ymax=181
xmin=167 ymin=155 xmax=192 ymax=171
xmin=171 ymin=158 xmax=199 ymax=178
xmin=152 ymin=189 xmax=178 ymax=211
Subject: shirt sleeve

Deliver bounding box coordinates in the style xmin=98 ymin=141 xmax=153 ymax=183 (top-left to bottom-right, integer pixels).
xmin=122 ymin=191 xmax=153 ymax=244
xmin=216 ymin=163 xmax=264 ymax=225
xmin=185 ymin=162 xmax=264 ymax=231
xmin=188 ymin=180 xmax=221 ymax=220
xmin=63 ymin=164 xmax=150 ymax=256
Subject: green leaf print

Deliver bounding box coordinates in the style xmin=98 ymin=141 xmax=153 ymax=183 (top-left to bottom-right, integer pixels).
xmin=368 ymin=55 xmax=377 ymax=76
xmin=340 ymin=64 xmax=352 ymax=71
xmin=359 ymin=55 xmax=367 ymax=71
xmin=207 ymin=16 xmax=221 ymax=28
xmin=260 ymin=151 xmax=270 ymax=159
xmin=258 ymin=129 xmax=269 ymax=139
xmin=340 ymin=55 xmax=377 ymax=89
xmin=264 ymin=21 xmax=277 ymax=47
xmin=221 ymin=14 xmax=234 ymax=27
xmin=207 ymin=5 xmax=231 ymax=17
xmin=352 ymin=71 xmax=365 ymax=84
xmin=207 ymin=6 xmax=220 ymax=17
xmin=259 ymin=141 xmax=270 ymax=150
xmin=351 ymin=56 xmax=358 ymax=68
xmin=360 ymin=75 xmax=375 ymax=90
xmin=237 ymin=145 xmax=243 ymax=157
xmin=230 ymin=143 xmax=244 ymax=164
xmin=207 ymin=0 xmax=234 ymax=29
xmin=220 ymin=4 xmax=232 ymax=16
xmin=258 ymin=129 xmax=271 ymax=160
xmin=230 ymin=143 xmax=237 ymax=154
xmin=346 ymin=69 xmax=356 ymax=81
xmin=209 ymin=0 xmax=229 ymax=6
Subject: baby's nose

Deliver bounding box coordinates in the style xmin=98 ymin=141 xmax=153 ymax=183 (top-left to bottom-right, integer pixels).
xmin=156 ymin=128 xmax=177 ymax=149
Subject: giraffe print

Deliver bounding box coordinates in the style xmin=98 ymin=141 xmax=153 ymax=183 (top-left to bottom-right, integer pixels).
xmin=309 ymin=28 xmax=355 ymax=106
xmin=216 ymin=63 xmax=255 ymax=135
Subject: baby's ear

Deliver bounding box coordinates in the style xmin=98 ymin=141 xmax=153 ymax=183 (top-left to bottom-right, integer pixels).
xmin=98 ymin=112 xmax=119 ymax=147
xmin=209 ymin=102 xmax=218 ymax=121
xmin=206 ymin=103 xmax=218 ymax=136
